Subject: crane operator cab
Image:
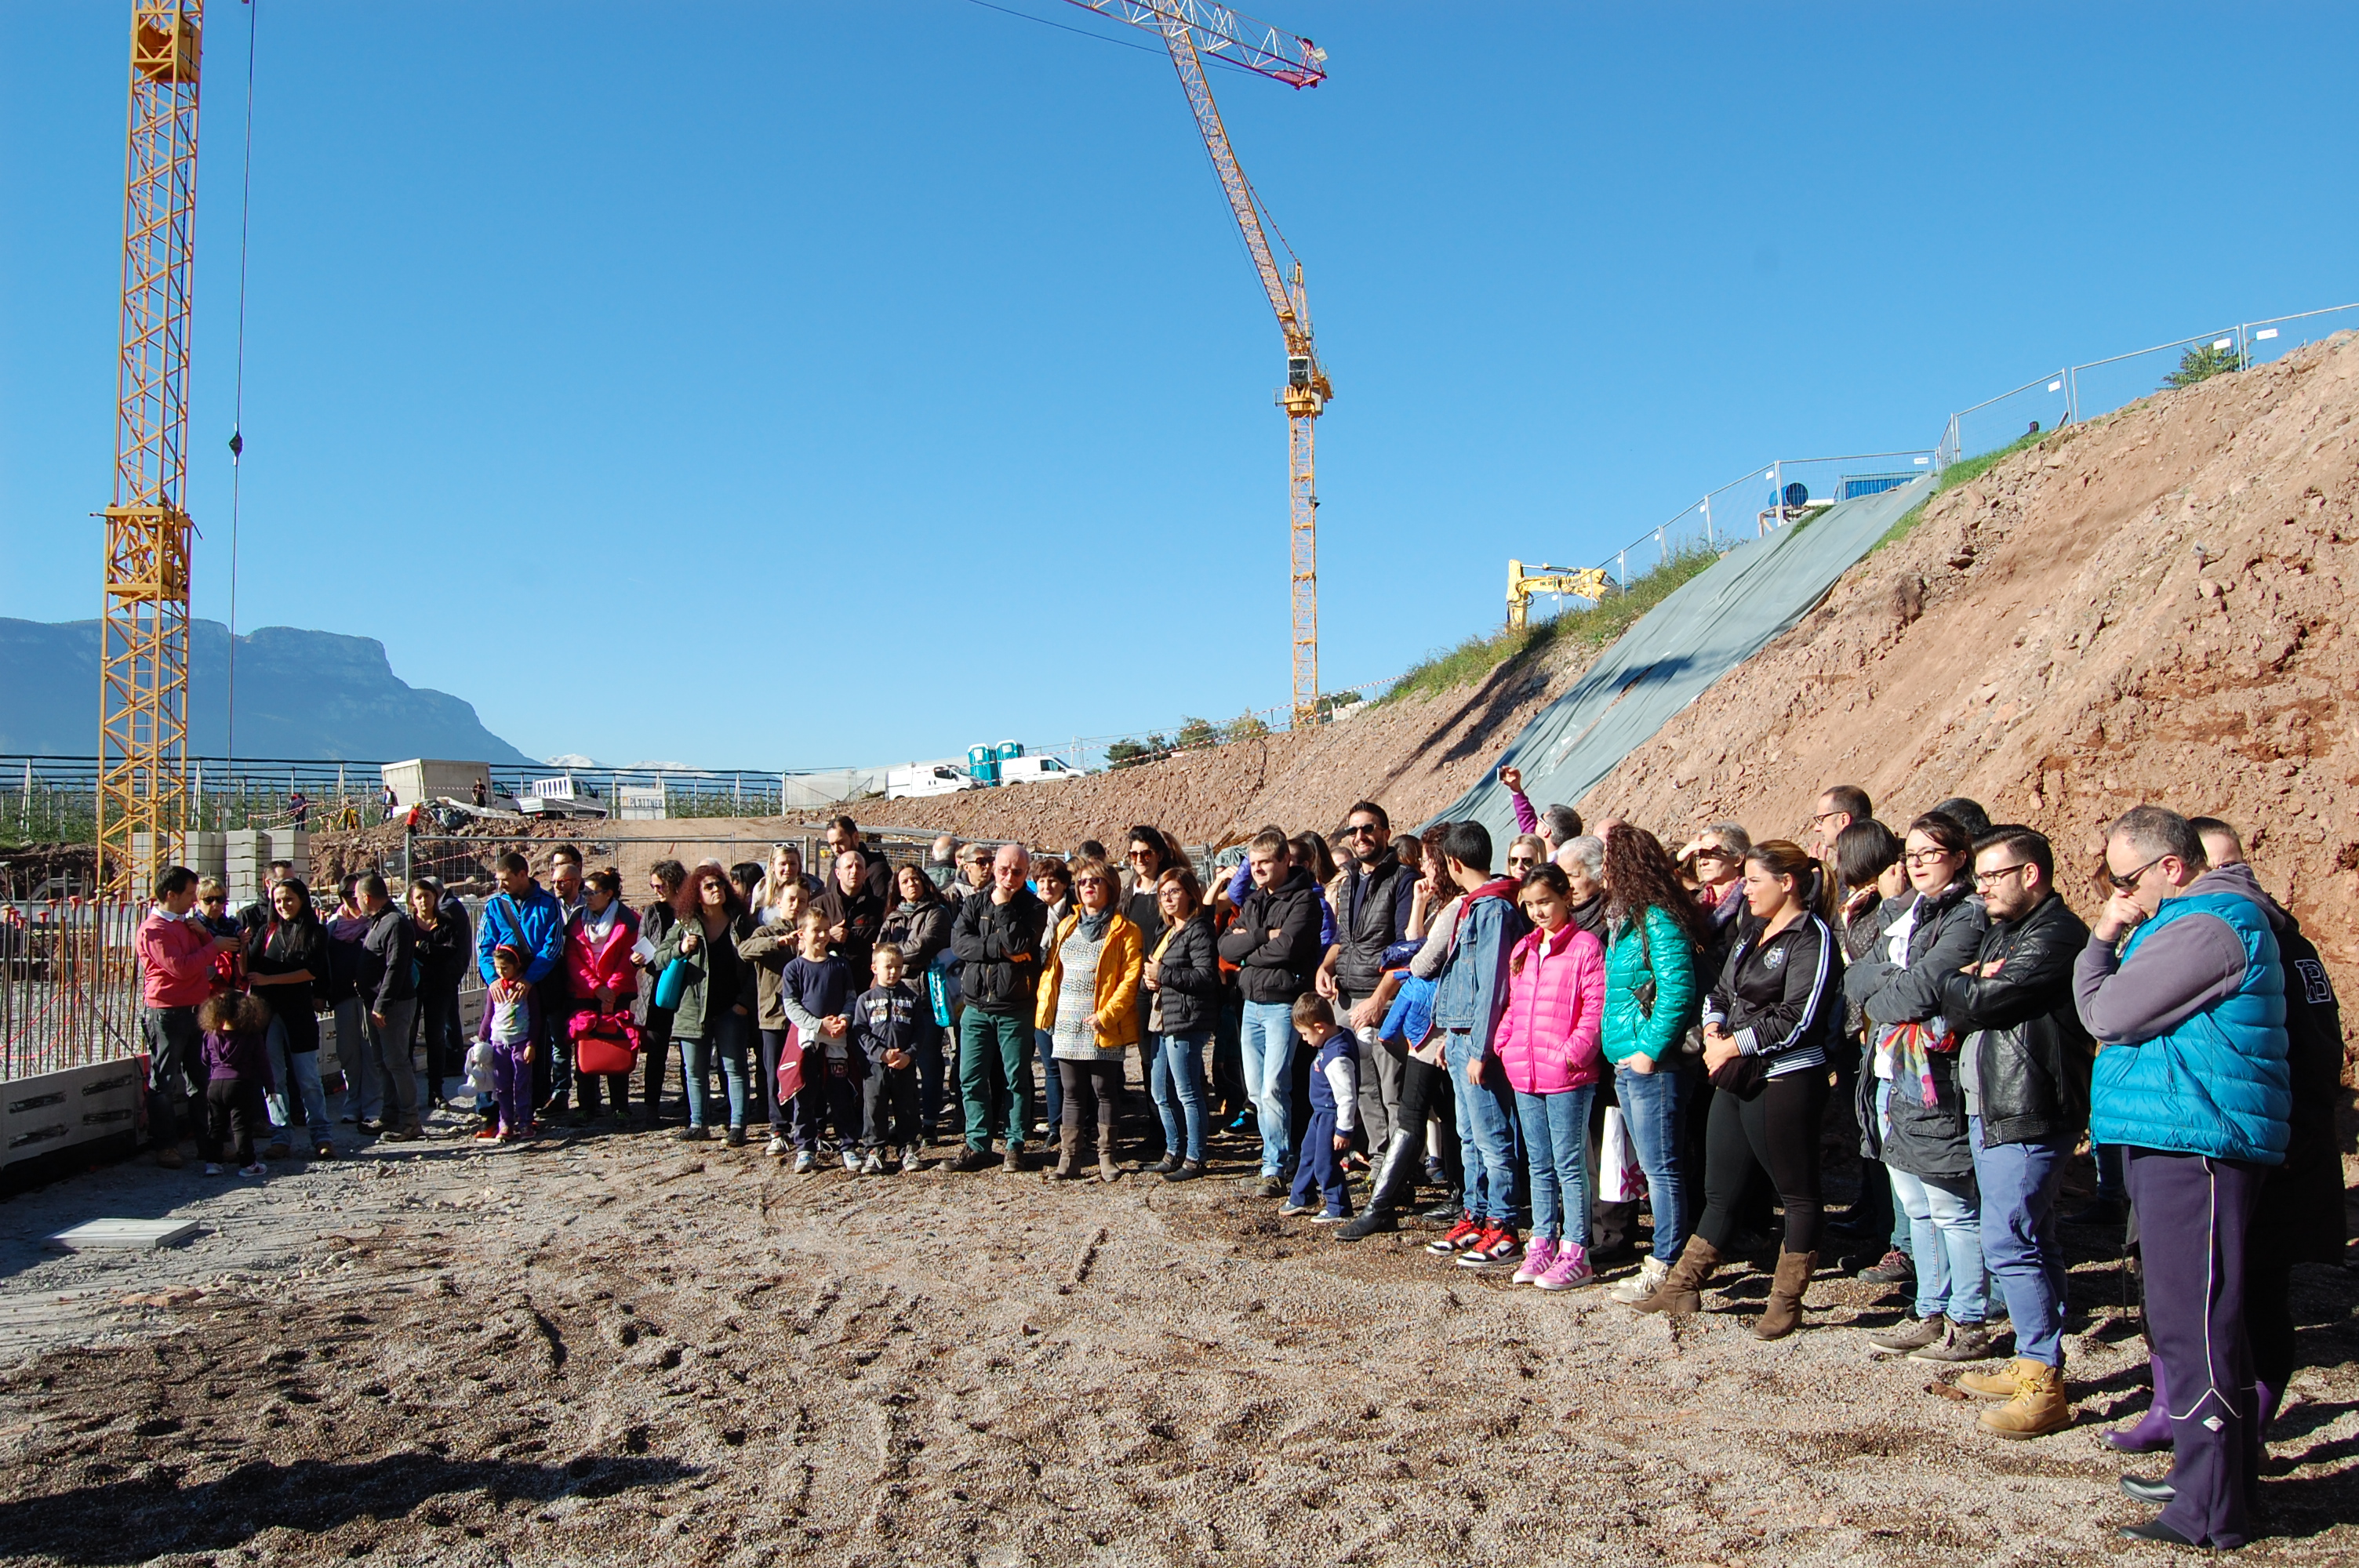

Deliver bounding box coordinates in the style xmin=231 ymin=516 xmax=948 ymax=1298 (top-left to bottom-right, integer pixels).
xmin=1287 ymin=354 xmax=1314 ymax=390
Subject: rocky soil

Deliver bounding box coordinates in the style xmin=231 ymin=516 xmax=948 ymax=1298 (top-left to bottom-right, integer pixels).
xmin=4 ymin=1101 xmax=2354 ymax=1567
xmin=842 ymin=632 xmax=1613 ymax=854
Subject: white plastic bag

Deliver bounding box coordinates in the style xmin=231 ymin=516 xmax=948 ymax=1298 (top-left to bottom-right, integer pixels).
xmin=1598 ymin=1105 xmax=1645 ymax=1205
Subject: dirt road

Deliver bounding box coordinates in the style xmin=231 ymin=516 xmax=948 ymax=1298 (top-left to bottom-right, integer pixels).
xmin=2 ymin=1105 xmax=2353 ymax=1566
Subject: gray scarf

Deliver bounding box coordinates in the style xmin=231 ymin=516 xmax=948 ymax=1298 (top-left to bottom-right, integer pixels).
xmin=1077 ymin=908 xmax=1114 ymax=942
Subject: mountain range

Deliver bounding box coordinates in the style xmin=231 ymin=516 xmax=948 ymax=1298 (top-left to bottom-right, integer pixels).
xmin=0 ymin=617 xmax=533 ymax=763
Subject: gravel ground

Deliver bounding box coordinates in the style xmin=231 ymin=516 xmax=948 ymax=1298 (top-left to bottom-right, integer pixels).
xmin=2 ymin=1093 xmax=2353 ymax=1568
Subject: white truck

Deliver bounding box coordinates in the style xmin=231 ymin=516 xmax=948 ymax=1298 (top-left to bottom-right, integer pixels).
xmin=518 ymin=775 xmax=609 ymax=820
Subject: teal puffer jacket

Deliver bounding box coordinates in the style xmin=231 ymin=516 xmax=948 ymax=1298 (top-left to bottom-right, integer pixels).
xmin=2089 ymin=891 xmax=2290 ymax=1163
xmin=1602 ymin=904 xmax=1699 ymax=1065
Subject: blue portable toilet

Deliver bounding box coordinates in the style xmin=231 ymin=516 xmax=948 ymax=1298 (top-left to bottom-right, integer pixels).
xmin=967 ymin=744 xmax=1000 ymax=785
xmin=997 ymin=740 xmax=1024 ymax=763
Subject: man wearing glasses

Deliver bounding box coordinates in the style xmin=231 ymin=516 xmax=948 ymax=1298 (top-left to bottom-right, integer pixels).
xmin=1315 ymin=801 xmax=1419 ymax=1159
xmin=1807 ymin=785 xmax=1871 ymax=860
xmin=2074 ymin=805 xmax=2290 ymax=1550
xmin=1936 ymin=826 xmax=2089 ymax=1440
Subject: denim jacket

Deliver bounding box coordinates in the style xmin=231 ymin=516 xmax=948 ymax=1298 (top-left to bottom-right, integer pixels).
xmin=1429 ymin=882 xmax=1528 ymax=1060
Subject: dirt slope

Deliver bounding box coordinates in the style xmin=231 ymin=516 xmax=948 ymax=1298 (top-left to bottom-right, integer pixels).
xmin=871 ymin=634 xmax=1609 ymax=851
xmin=1587 ymin=332 xmax=2359 ymax=991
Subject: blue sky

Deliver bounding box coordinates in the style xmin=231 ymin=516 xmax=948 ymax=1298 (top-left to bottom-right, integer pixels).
xmin=5 ymin=2 xmax=2354 ymax=769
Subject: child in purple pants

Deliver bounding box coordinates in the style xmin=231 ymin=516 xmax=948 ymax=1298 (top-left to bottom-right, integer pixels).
xmin=478 ymin=946 xmax=540 ymax=1140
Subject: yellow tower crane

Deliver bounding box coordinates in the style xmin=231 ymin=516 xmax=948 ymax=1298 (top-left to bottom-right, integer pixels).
xmin=97 ymin=1 xmax=206 ymax=896
xmin=1065 ymin=2 xmax=1332 ymax=725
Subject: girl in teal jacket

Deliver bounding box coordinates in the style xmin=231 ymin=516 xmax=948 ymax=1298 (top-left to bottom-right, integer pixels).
xmin=1598 ymin=826 xmax=1707 ymax=1298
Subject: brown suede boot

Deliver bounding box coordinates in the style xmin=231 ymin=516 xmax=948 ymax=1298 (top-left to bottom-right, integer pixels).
xmin=1753 ymin=1250 xmax=1817 ymax=1340
xmin=1977 ymin=1360 xmax=2070 ymax=1439
xmin=1630 ymin=1234 xmax=1721 ymax=1316
xmin=1052 ymin=1127 xmax=1080 ymax=1180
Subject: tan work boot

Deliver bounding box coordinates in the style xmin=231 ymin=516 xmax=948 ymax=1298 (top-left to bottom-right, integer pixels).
xmin=1977 ymin=1359 xmax=2070 ymax=1439
xmin=1754 ymin=1249 xmax=1817 ymax=1340
xmin=1630 ymin=1234 xmax=1721 ymax=1316
xmin=1957 ymin=1359 xmax=2027 ymax=1400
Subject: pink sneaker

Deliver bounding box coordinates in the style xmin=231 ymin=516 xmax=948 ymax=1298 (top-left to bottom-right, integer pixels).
xmin=1536 ymin=1240 xmax=1595 ymax=1291
xmin=1511 ymin=1236 xmax=1558 ymax=1285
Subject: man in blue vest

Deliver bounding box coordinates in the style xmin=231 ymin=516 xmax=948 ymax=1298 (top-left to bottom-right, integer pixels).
xmin=2074 ymin=805 xmax=2289 ymax=1549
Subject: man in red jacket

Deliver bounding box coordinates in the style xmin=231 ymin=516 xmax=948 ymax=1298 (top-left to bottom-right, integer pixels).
xmin=139 ymin=866 xmax=244 ymax=1167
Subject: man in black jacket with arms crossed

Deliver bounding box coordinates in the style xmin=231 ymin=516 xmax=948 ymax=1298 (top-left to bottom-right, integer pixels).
xmin=1940 ymin=826 xmax=2089 ymax=1439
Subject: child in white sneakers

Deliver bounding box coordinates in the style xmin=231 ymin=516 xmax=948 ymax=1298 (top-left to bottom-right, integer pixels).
xmin=1281 ymin=995 xmax=1357 ymax=1222
xmin=852 ymin=945 xmax=936 ymax=1173
xmin=779 ymin=909 xmax=860 ymax=1171
xmin=1495 ymin=865 xmax=1607 ymax=1290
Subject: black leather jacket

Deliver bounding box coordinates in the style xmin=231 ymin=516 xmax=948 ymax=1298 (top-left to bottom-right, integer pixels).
xmin=1939 ymin=891 xmax=2092 ymax=1148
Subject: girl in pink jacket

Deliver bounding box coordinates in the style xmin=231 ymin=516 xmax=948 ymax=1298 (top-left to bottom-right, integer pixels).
xmin=1492 ymin=864 xmax=1606 ymax=1290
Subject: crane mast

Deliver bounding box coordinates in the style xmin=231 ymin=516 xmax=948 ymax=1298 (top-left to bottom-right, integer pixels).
xmin=1067 ymin=1 xmax=1331 ymax=725
xmin=99 ymin=1 xmax=205 ymax=896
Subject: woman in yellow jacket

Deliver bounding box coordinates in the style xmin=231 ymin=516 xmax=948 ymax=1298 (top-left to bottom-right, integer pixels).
xmin=1036 ymin=856 xmax=1143 ymax=1181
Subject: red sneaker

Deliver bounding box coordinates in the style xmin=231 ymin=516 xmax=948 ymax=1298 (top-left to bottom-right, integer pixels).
xmin=1456 ymin=1225 xmax=1523 ymax=1268
xmin=473 ymin=1127 xmax=500 ymax=1142
xmin=1427 ymin=1217 xmax=1482 ymax=1256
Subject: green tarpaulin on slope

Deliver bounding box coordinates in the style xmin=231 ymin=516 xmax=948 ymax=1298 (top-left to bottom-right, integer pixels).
xmin=1427 ymin=475 xmax=1934 ymax=841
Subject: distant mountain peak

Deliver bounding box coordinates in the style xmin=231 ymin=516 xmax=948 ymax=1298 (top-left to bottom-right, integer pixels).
xmin=0 ymin=617 xmax=533 ymax=763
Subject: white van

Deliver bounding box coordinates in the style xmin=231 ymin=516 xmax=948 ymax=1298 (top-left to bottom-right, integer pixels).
xmin=1001 ymin=755 xmax=1078 ymax=786
xmin=887 ymin=761 xmax=976 ymax=800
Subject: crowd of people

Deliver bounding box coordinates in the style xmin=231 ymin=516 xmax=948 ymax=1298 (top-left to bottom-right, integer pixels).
xmin=133 ymin=784 xmax=2344 ymax=1549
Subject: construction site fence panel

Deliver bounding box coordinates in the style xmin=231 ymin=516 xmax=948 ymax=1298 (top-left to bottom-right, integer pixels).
xmin=1 ymin=900 xmax=146 ymax=1083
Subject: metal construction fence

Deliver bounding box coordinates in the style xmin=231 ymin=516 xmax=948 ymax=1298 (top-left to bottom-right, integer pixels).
xmin=1 ymin=900 xmax=146 ymax=1083
xmin=1572 ymin=300 xmax=2359 ymax=600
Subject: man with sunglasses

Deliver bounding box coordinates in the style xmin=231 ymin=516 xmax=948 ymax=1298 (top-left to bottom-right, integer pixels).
xmin=1935 ymin=826 xmax=2089 ymax=1439
xmin=1315 ymin=802 xmax=1419 ymax=1160
xmin=2074 ymin=805 xmax=2290 ymax=1549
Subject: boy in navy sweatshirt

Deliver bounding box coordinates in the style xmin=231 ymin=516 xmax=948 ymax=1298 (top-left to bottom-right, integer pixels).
xmin=853 ymin=944 xmax=939 ymax=1174
xmin=779 ymin=909 xmax=860 ymax=1173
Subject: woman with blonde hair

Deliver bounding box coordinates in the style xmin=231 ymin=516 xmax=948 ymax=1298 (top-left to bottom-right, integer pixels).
xmin=1035 ymin=856 xmax=1143 ymax=1182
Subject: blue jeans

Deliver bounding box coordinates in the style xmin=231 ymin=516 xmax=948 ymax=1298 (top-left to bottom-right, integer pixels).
xmin=1879 ymin=1083 xmax=1983 ymax=1320
xmin=264 ymin=1016 xmax=330 ymax=1142
xmin=681 ymin=1014 xmax=751 ymax=1129
xmin=1147 ymin=1030 xmax=1209 ymax=1163
xmin=1613 ymin=1062 xmax=1688 ymax=1261
xmin=1035 ymin=1027 xmax=1062 ymax=1131
xmin=1971 ymin=1116 xmax=2068 ymax=1365
xmin=1238 ymin=1001 xmax=1298 ymax=1178
xmin=1514 ymin=1085 xmax=1594 ymax=1243
xmin=1443 ymin=1033 xmax=1525 ymax=1226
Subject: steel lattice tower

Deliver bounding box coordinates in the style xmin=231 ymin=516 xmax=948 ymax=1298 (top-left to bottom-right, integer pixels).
xmin=98 ymin=2 xmax=205 ymax=896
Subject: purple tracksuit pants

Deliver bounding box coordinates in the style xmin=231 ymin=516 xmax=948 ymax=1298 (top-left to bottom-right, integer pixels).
xmin=2126 ymin=1149 xmax=2266 ymax=1549
xmin=493 ymin=1039 xmax=533 ymax=1133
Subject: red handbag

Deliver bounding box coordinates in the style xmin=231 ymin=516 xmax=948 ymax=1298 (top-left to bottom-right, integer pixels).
xmin=570 ymin=1011 xmax=641 ymax=1076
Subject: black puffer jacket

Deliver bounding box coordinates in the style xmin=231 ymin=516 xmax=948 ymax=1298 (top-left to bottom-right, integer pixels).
xmin=950 ymin=887 xmax=1048 ymax=1015
xmin=1146 ymin=913 xmax=1223 ymax=1034
xmin=1940 ymin=891 xmax=2091 ymax=1148
xmin=1216 ymin=867 xmax=1325 ymax=1004
xmin=1846 ymin=878 xmax=1986 ymax=1182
